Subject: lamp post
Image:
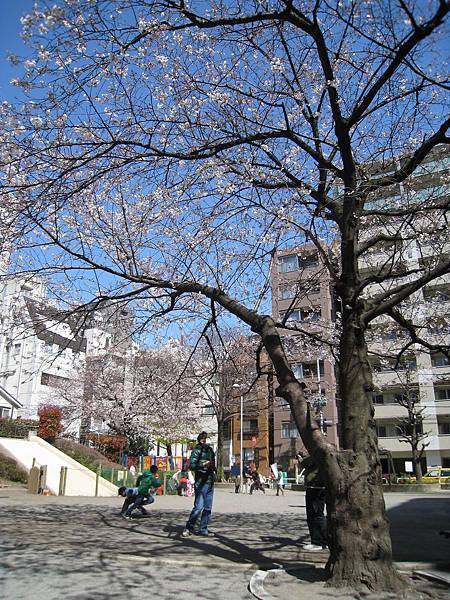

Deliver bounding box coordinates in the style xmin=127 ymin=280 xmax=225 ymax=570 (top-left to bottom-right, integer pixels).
xmin=233 ymin=384 xmax=244 ymax=492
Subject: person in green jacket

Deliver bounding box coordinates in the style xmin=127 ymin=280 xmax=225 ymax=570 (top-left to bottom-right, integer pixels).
xmin=123 ymin=464 xmax=162 ymax=519
xmin=182 ymin=431 xmax=216 ymax=537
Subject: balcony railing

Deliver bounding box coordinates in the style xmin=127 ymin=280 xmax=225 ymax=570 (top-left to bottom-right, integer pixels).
xmin=242 ymin=429 xmax=259 ymax=440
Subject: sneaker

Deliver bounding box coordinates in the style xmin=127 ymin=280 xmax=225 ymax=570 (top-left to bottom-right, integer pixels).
xmin=302 ymin=543 xmax=324 ymax=552
xmin=139 ymin=507 xmax=148 ymax=515
xmin=122 ymin=514 xmax=133 ymax=520
xmin=197 ymin=530 xmax=210 ymax=537
xmin=181 ymin=528 xmax=192 ymax=538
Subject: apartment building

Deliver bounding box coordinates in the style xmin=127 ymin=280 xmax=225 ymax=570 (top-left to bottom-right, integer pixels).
xmin=267 ymin=147 xmax=449 ymax=474
xmin=360 ymin=145 xmax=450 ymax=472
xmin=270 ymin=243 xmax=340 ymax=470
xmin=0 ymin=273 xmax=133 ymax=426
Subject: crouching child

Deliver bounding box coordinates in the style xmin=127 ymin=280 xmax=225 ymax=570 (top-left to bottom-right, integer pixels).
xmin=119 ymin=464 xmax=162 ymax=519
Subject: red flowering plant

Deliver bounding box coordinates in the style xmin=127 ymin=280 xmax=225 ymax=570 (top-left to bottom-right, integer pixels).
xmin=37 ymin=405 xmax=63 ymax=444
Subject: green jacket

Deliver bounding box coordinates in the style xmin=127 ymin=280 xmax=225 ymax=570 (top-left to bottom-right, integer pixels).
xmin=137 ymin=470 xmax=162 ymax=495
xmin=300 ymin=455 xmax=326 ymax=489
xmin=189 ymin=443 xmax=216 ymax=484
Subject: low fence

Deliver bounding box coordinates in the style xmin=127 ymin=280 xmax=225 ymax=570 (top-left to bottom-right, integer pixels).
xmin=94 ymin=465 xmax=183 ymax=496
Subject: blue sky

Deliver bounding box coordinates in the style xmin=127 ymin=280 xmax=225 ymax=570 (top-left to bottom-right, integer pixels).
xmin=0 ymin=1 xmax=35 ymax=102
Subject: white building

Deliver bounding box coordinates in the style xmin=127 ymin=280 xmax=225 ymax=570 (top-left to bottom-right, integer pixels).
xmin=0 ymin=273 xmax=127 ymax=425
xmin=360 ymin=145 xmax=450 ymax=472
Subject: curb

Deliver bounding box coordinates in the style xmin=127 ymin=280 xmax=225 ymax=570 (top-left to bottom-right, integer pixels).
xmin=110 ymin=552 xmax=276 ymax=572
xmin=249 ymin=563 xmax=450 ymax=600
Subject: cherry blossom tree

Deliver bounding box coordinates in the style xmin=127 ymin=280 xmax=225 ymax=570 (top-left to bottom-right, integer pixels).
xmin=58 ymin=343 xmax=201 ymax=452
xmin=1 ymin=0 xmax=449 ymax=590
xmin=193 ymin=329 xmax=262 ymax=479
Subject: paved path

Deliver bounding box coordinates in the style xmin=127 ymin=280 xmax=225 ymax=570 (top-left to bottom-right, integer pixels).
xmin=0 ymin=487 xmax=449 ymax=599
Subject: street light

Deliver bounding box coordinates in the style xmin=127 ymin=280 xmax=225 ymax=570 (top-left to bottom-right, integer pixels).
xmin=232 ymin=384 xmax=244 ymax=493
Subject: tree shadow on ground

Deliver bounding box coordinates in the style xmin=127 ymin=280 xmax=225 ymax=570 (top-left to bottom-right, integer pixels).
xmin=0 ymin=503 xmax=313 ymax=599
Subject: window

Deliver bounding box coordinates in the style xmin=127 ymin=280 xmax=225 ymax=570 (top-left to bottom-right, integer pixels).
xmin=13 ymin=344 xmax=21 ymax=356
xmin=278 ymin=284 xmax=297 ymax=300
xmin=377 ymin=425 xmax=387 ymax=437
xmin=282 ymin=309 xmax=301 ymax=322
xmin=432 ymin=354 xmax=450 ymax=368
xmin=436 ymin=388 xmax=450 ymax=401
xmin=281 ymin=308 xmax=321 ymax=322
xmin=0 ymin=407 xmax=11 ymax=418
xmin=373 ymin=394 xmax=384 ymax=405
xmin=423 ymin=288 xmax=450 ymax=303
xmin=372 ymin=357 xmax=417 ymax=372
xmin=299 ymin=253 xmax=319 ymax=268
xmin=243 ymin=419 xmax=258 ymax=433
xmin=292 ymin=361 xmax=325 ymax=379
xmin=376 ymin=423 xmax=399 ymax=437
xmin=438 ymin=422 xmax=450 ymax=435
xmin=278 ymin=254 xmax=298 ymax=273
xmin=41 ymin=372 xmax=68 ymax=387
xmin=243 ymin=448 xmax=255 ymax=462
xmin=282 ymin=421 xmax=299 ymax=438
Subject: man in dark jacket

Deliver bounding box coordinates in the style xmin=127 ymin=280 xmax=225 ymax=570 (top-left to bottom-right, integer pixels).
xmin=182 ymin=431 xmax=216 ymax=537
xmin=298 ymin=451 xmax=327 ymax=551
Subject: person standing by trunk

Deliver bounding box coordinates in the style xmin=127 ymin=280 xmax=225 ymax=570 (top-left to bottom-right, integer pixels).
xmin=298 ymin=451 xmax=327 ymax=551
xmin=182 ymin=431 xmax=216 ymax=537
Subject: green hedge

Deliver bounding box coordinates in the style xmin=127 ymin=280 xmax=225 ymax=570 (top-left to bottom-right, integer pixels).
xmin=0 ymin=451 xmax=28 ymax=484
xmin=0 ymin=418 xmax=39 ymax=439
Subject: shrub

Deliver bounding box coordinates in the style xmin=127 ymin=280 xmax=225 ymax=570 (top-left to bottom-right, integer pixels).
xmin=0 ymin=451 xmax=28 ymax=484
xmin=0 ymin=417 xmax=39 ymax=439
xmin=54 ymin=438 xmax=122 ymax=472
xmin=37 ymin=405 xmax=63 ymax=443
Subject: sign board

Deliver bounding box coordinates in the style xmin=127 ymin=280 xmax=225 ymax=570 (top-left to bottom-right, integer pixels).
xmin=404 ymin=461 xmax=413 ymax=473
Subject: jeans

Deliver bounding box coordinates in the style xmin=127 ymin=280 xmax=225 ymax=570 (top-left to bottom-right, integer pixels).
xmin=305 ymin=487 xmax=327 ymax=546
xmin=185 ymin=481 xmax=214 ymax=533
xmin=125 ymin=493 xmax=154 ymax=516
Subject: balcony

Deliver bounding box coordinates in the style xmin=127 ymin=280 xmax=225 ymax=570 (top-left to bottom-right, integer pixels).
xmin=242 ymin=429 xmax=259 ymax=440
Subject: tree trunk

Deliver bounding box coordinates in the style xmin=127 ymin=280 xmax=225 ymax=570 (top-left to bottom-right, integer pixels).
xmin=216 ymin=419 xmax=225 ymax=481
xmin=413 ymin=447 xmax=423 ymax=482
xmin=325 ymin=451 xmax=403 ymax=589
xmin=254 ymin=310 xmax=405 ymax=591
xmin=325 ymin=312 xmax=404 ymax=590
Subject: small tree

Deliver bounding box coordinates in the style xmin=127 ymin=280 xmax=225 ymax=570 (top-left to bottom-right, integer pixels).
xmin=394 ymin=371 xmax=429 ymax=482
xmin=37 ymin=404 xmax=63 ymax=444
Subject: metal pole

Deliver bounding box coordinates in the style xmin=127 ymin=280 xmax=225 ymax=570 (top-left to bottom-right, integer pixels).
xmin=62 ymin=466 xmax=68 ymax=495
xmin=58 ymin=466 xmax=64 ymax=496
xmin=240 ymin=394 xmax=243 ymax=493
xmin=95 ymin=465 xmax=101 ymax=497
